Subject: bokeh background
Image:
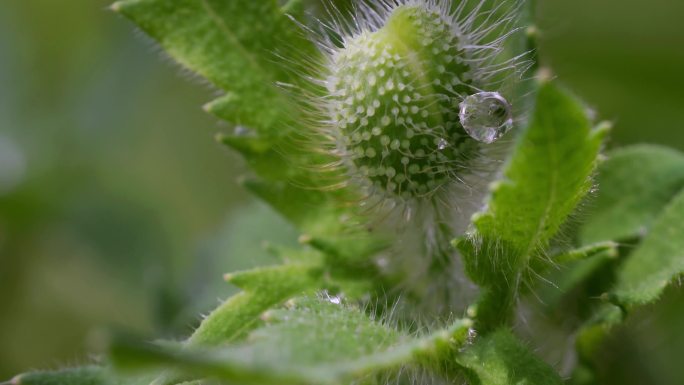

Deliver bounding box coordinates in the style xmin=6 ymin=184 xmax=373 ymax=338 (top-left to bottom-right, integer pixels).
xmin=0 ymin=0 xmax=682 ymax=383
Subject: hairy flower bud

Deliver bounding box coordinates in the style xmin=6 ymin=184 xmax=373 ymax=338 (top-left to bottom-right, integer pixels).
xmin=329 ymin=5 xmax=478 ymax=199
xmin=313 ymin=0 xmax=526 ymax=206
xmin=296 ymin=0 xmax=531 ymax=317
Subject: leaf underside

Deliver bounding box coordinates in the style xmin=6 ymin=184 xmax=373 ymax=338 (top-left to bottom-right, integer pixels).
xmin=611 ymin=189 xmax=684 ymax=308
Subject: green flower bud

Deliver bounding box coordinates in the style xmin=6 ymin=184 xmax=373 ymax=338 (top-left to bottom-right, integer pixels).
xmin=329 ymin=4 xmax=478 ymax=199
xmin=308 ymin=0 xmax=529 ymax=211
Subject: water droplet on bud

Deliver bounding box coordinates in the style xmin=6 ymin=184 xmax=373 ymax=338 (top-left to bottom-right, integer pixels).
xmin=459 ymin=92 xmax=513 ymax=144
xmin=437 ymin=138 xmax=449 ymax=150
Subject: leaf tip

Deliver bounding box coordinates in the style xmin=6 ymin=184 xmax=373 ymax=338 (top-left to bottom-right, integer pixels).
xmin=298 ymin=234 xmax=313 ymax=245
xmin=466 ymin=303 xmax=478 ymax=318
xmin=215 ymin=132 xmax=228 ymax=144
xmin=600 ymin=291 xmax=622 ymax=307
xmin=535 ymin=67 xmax=555 ymax=85
xmin=203 ymin=94 xmax=236 ymax=118
xmin=109 ymin=1 xmax=128 ymax=13
xmin=606 ymin=241 xmax=620 ymax=258
xmin=469 ymin=211 xmax=488 ymax=227
xmin=260 ymin=310 xmax=276 ymax=322
xmin=593 ymin=120 xmax=613 ymax=139
xmin=236 ymin=175 xmax=248 ymax=187
xmin=488 ymin=180 xmax=511 ymax=196
xmin=202 ymin=101 xmax=215 ymax=114
xmin=284 ymin=298 xmax=298 ymax=309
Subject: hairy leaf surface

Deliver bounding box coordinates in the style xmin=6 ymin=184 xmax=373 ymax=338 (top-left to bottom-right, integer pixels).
xmin=611 ymin=189 xmax=684 ymax=308
xmin=457 ymin=82 xmax=606 ymax=327
xmin=111 ymin=298 xmax=473 ymax=385
xmin=189 ymin=263 xmax=323 ymax=346
xmin=112 ymin=0 xmax=316 ymax=135
xmin=455 ymin=330 xmax=563 ymax=385
xmin=581 ymin=145 xmax=684 ymax=244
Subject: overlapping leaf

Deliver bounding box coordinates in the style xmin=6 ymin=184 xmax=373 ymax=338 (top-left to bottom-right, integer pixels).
xmin=111 ymin=297 xmax=474 ymax=385
xmin=539 ymin=242 xmax=618 ymax=308
xmin=538 ymin=146 xmax=684 ymax=317
xmin=571 ymin=148 xmax=684 ymax=381
xmin=455 ymin=330 xmax=563 ymax=385
xmin=189 ymin=262 xmax=323 ymax=345
xmin=580 ymin=145 xmax=684 ymax=244
xmin=610 ymin=189 xmax=684 ymax=308
xmin=146 ymin=260 xmax=325 ymax=385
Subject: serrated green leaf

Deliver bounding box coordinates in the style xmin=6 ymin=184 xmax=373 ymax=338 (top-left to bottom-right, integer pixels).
xmin=463 ymin=82 xmax=606 ymax=278
xmin=145 ymin=262 xmax=325 ymax=385
xmin=610 ymin=189 xmax=684 ymax=308
xmin=243 ymin=178 xmax=389 ymax=266
xmin=189 ymin=263 xmax=323 ymax=345
xmin=457 ymin=82 xmax=606 ymax=328
xmin=570 ymin=188 xmax=684 ymax=383
xmin=112 ymin=0 xmax=316 ymax=136
xmin=111 ymin=297 xmax=473 ymax=385
xmin=454 ymin=329 xmax=563 ymax=385
xmin=580 ymin=145 xmax=684 ymax=244
xmin=242 ymin=178 xmax=340 ymax=234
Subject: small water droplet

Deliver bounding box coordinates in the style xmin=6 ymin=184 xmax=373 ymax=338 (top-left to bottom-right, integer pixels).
xmin=459 ymin=92 xmax=513 ymax=144
xmin=437 ymin=138 xmax=448 ymax=150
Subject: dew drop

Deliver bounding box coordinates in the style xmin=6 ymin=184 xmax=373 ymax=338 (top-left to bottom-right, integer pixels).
xmin=437 ymin=138 xmax=449 ymax=150
xmin=459 ymin=92 xmax=513 ymax=144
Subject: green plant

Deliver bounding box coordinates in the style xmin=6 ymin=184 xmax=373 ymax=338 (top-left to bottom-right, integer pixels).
xmin=7 ymin=1 xmax=684 ymax=384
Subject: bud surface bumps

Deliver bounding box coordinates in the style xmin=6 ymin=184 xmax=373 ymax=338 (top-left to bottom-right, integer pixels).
xmin=328 ymin=5 xmax=478 ymax=199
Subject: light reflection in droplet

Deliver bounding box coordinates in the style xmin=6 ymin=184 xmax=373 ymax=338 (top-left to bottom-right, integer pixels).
xmin=459 ymin=91 xmax=513 ymax=144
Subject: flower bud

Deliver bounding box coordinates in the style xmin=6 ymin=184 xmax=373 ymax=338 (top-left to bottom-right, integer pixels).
xmin=328 ymin=4 xmax=479 ymax=199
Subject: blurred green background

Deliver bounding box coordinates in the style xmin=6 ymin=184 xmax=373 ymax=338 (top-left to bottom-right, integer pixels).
xmin=0 ymin=0 xmax=682 ymax=383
